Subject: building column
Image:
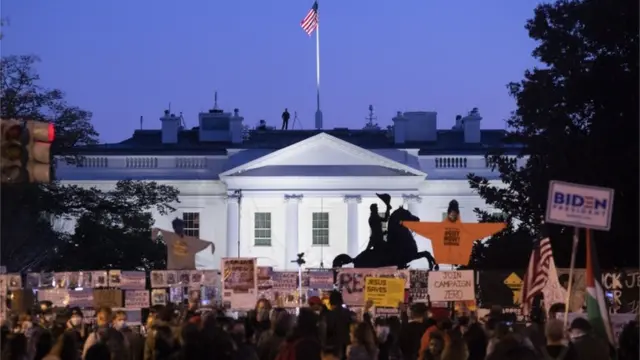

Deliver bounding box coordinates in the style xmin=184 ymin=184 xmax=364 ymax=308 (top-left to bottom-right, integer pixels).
xmin=344 ymin=195 xmax=362 ymax=256
xmin=403 ymin=194 xmax=422 ymax=218
xmin=226 ymin=194 xmax=240 ymax=257
xmin=284 ymin=194 xmax=303 ymax=270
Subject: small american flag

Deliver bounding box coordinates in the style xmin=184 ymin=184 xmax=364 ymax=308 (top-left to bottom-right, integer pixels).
xmin=521 ymin=237 xmax=553 ymax=315
xmin=301 ymin=1 xmax=319 ymax=36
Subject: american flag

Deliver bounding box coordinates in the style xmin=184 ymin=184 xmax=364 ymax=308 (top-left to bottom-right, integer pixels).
xmin=520 ymin=237 xmax=553 ymax=315
xmin=300 ymin=1 xmax=319 ymax=36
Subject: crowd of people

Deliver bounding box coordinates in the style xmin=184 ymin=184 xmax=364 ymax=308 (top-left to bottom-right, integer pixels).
xmin=0 ymin=291 xmax=638 ymax=360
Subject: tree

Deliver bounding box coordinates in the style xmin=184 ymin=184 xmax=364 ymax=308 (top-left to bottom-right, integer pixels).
xmin=1 ymin=55 xmax=181 ymax=271
xmin=51 ymin=180 xmax=179 ymax=271
xmin=468 ymin=0 xmax=638 ymax=269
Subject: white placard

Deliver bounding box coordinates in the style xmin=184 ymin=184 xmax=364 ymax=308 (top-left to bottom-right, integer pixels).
xmin=37 ymin=289 xmax=69 ymax=307
xmin=124 ymin=290 xmax=150 ymax=309
xmin=427 ymin=270 xmax=475 ymax=302
xmin=546 ymin=181 xmax=614 ymax=231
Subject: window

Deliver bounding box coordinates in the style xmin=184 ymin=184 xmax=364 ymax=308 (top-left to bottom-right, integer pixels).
xmin=254 ymin=212 xmax=272 ymax=246
xmin=182 ymin=212 xmax=200 ymax=237
xmin=379 ymin=213 xmax=389 ymax=233
xmin=312 ymin=212 xmax=329 ymax=246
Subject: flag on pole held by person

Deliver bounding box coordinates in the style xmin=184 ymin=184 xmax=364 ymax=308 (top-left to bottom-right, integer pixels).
xmin=585 ymin=230 xmax=615 ymax=347
xmin=300 ymin=1 xmax=319 ymax=35
xmin=520 ymin=238 xmax=566 ymax=315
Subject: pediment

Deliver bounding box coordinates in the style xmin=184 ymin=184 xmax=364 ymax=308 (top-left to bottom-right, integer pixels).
xmin=220 ymin=133 xmax=425 ymax=177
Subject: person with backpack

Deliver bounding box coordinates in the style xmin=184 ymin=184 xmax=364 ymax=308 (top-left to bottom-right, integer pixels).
xmin=542 ymin=320 xmax=578 ymax=360
xmin=275 ymin=308 xmax=321 ymax=360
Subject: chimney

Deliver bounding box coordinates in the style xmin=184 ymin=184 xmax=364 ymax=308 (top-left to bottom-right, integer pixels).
xmin=453 ymin=115 xmax=463 ymax=130
xmin=229 ymin=108 xmax=244 ymax=143
xmin=463 ymin=108 xmax=482 ymax=143
xmin=161 ymin=110 xmax=180 ymax=144
xmin=392 ymin=111 xmax=407 ymax=144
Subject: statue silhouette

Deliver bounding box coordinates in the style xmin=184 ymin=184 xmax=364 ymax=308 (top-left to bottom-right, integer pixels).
xmin=332 ymin=194 xmax=438 ymax=270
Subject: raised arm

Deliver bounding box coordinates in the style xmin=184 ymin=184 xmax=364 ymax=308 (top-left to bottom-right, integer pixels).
xmin=189 ymin=235 xmax=214 ymax=254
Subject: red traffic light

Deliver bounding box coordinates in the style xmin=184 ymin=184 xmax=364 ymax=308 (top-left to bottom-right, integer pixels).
xmin=48 ymin=123 xmax=55 ymax=142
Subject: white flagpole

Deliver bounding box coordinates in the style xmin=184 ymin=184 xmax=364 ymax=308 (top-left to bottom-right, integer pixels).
xmin=314 ymin=1 xmax=323 ymax=129
xmin=316 ymin=15 xmax=320 ymax=112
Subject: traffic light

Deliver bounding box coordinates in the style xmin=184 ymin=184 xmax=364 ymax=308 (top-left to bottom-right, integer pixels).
xmin=26 ymin=120 xmax=55 ymax=183
xmin=1 ymin=119 xmax=26 ymax=183
xmin=0 ymin=119 xmax=54 ymax=183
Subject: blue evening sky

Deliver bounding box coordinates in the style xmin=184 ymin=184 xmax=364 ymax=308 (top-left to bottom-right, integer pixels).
xmin=3 ymin=0 xmax=542 ymax=143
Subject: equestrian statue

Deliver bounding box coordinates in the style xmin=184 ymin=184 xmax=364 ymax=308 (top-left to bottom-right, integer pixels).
xmin=332 ymin=194 xmax=439 ymax=270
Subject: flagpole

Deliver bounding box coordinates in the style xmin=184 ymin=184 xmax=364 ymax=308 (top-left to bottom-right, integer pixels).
xmin=563 ymin=227 xmax=580 ymax=328
xmin=316 ymin=19 xmax=321 ymax=112
xmin=314 ymin=1 xmax=323 ymax=129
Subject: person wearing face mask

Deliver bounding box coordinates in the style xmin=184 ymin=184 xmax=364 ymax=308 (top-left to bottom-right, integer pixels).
xmin=113 ymin=310 xmax=144 ymax=360
xmin=82 ymin=306 xmax=130 ymax=360
xmin=66 ymin=308 xmax=87 ymax=356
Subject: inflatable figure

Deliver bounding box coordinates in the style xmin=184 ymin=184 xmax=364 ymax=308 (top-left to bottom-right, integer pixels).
xmin=332 ymin=194 xmax=438 ymax=270
xmin=402 ymin=199 xmax=506 ymax=265
xmin=152 ymin=218 xmax=215 ymax=270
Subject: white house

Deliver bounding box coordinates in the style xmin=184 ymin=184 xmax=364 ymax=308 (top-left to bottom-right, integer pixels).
xmin=57 ymin=107 xmax=521 ymax=270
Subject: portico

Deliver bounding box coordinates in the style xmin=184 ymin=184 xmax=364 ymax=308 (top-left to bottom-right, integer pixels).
xmin=219 ymin=133 xmax=428 ymax=269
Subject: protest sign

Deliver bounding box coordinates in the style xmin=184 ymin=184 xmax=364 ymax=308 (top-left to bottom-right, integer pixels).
xmin=336 ymin=268 xmax=408 ymax=306
xmin=125 ymin=290 xmax=150 ymax=309
xmin=546 ymin=181 xmax=614 ymax=231
xmin=364 ymin=277 xmax=404 ymax=308
xmin=93 ymin=289 xmax=123 ymax=308
xmin=428 ymin=270 xmax=475 ymax=302
xmin=37 ymin=289 xmax=69 ymax=307
xmin=221 ymin=257 xmax=258 ymax=310
xmin=68 ymin=289 xmax=94 ymax=307
xmin=308 ymin=270 xmax=334 ymax=290
xmin=120 ymin=271 xmax=146 ymax=290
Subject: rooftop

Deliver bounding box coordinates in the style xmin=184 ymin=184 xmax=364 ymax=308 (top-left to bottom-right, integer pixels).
xmin=76 ymin=128 xmax=521 ymax=156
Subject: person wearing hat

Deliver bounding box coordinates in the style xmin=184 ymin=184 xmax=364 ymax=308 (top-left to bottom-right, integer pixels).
xmin=66 ymin=307 xmax=87 ymax=356
xmin=568 ymin=317 xmax=610 ymax=360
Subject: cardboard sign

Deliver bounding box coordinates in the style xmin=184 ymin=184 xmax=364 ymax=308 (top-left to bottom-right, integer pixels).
xmin=546 ymin=180 xmax=614 ymax=231
xmin=427 ymin=270 xmax=475 ymax=302
xmin=364 ymin=277 xmax=405 ymax=308
xmin=93 ymin=289 xmax=123 ymax=308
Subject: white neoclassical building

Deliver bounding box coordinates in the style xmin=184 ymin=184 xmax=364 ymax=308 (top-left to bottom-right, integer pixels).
xmin=57 ymin=107 xmax=521 ymax=270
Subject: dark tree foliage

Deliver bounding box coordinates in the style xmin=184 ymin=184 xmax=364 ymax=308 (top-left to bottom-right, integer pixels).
xmin=467 ymin=0 xmax=638 ymax=269
xmin=52 ymin=181 xmax=179 ymax=271
xmin=1 ymin=55 xmax=181 ymax=272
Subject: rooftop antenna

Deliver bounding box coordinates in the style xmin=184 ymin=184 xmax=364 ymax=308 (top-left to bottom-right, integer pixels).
xmin=139 ymin=115 xmax=143 ymax=130
xmin=292 ymin=111 xmax=303 ymax=129
xmin=366 ymin=105 xmax=377 ymax=125
xmin=213 ymin=91 xmax=219 ymax=110
xmin=168 ymin=102 xmax=172 ymax=114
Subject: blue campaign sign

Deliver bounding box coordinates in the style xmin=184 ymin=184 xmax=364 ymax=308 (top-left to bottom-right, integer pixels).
xmin=545 ymin=180 xmax=615 ymax=231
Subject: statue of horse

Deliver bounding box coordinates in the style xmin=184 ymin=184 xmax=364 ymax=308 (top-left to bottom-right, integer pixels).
xmin=332 ymin=206 xmax=439 ymax=270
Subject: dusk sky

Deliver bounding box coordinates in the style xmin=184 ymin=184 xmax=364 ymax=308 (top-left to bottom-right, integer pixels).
xmin=4 ymin=0 xmax=542 ymax=143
